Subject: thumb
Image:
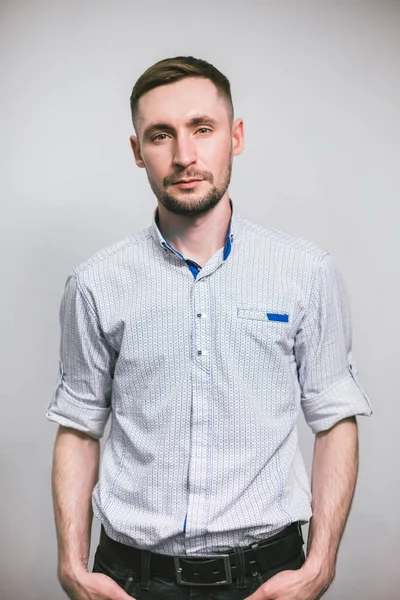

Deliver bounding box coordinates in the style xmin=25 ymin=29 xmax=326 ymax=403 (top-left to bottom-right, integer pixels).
xmin=107 ymin=578 xmax=137 ymax=600
xmin=113 ymin=589 xmax=137 ymax=600
xmin=244 ymin=583 xmax=273 ymax=600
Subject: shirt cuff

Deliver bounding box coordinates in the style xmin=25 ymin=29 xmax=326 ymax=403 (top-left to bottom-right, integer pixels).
xmin=46 ymin=384 xmax=111 ymax=440
xmin=301 ymin=367 xmax=373 ymax=434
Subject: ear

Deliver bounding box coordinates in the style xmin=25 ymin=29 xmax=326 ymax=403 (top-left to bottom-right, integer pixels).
xmin=232 ymin=118 xmax=244 ymax=156
xmin=130 ymin=135 xmax=145 ymax=168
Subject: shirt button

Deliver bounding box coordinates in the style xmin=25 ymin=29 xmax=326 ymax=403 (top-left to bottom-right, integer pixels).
xmin=197 ymin=313 xmax=202 ymax=318
xmin=197 ymin=350 xmax=202 ymax=355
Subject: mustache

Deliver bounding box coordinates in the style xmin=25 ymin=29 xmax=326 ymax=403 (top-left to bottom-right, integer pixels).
xmin=163 ymin=170 xmax=214 ymax=186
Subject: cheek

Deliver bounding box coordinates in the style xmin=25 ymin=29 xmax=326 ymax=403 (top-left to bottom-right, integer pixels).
xmin=206 ymin=144 xmax=231 ymax=178
xmin=143 ymin=150 xmax=170 ymax=180
xmin=205 ymin=136 xmax=231 ymax=161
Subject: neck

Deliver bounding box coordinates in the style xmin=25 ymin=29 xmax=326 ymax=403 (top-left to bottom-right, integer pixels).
xmin=156 ymin=194 xmax=232 ymax=265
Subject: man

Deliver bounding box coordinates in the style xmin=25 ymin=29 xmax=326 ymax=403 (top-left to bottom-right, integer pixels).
xmin=47 ymin=56 xmax=372 ymax=600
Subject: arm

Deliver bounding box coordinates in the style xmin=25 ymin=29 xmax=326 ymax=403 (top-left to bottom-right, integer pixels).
xmin=48 ymin=277 xmax=131 ymax=599
xmin=52 ymin=425 xmax=100 ymax=590
xmin=245 ymin=253 xmax=371 ymax=600
xmin=52 ymin=426 xmax=131 ymax=600
xmin=246 ymin=417 xmax=359 ymax=600
xmin=303 ymin=416 xmax=359 ymax=593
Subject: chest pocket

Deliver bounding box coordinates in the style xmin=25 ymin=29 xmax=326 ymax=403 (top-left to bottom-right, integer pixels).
xmin=237 ymin=308 xmax=290 ymax=323
xmin=236 ymin=307 xmax=293 ymax=355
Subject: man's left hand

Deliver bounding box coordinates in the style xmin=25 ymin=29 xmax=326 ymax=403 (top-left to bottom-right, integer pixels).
xmin=244 ymin=564 xmax=331 ymax=600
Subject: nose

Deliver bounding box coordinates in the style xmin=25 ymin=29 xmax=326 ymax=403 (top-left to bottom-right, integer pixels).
xmin=172 ymin=133 xmax=198 ymax=168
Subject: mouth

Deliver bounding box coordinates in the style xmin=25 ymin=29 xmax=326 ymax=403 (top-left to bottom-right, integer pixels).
xmin=172 ymin=179 xmax=204 ymax=189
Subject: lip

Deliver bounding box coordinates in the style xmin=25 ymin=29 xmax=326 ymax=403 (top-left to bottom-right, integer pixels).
xmin=172 ymin=179 xmax=204 ymax=189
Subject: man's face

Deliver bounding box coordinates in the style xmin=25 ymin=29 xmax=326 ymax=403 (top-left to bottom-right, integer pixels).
xmin=130 ymin=77 xmax=244 ymax=216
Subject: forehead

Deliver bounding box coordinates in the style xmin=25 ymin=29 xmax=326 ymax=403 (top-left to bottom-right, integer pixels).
xmin=136 ymin=77 xmax=229 ymax=129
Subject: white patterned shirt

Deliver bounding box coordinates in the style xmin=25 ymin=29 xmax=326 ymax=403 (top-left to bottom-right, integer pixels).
xmin=46 ymin=199 xmax=372 ymax=555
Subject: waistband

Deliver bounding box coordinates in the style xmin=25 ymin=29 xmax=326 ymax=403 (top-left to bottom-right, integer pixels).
xmin=97 ymin=522 xmax=304 ymax=587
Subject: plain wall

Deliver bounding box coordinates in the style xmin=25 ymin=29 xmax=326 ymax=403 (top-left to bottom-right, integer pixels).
xmin=1 ymin=0 xmax=399 ymax=598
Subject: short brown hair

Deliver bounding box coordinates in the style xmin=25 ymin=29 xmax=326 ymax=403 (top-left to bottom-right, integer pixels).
xmin=130 ymin=56 xmax=234 ymax=130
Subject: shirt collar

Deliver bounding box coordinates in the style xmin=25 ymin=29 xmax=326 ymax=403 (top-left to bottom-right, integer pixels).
xmin=150 ymin=198 xmax=241 ymax=262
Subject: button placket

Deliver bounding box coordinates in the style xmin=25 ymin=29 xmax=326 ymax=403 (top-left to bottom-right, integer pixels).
xmin=194 ymin=284 xmax=210 ymax=366
xmin=184 ymin=277 xmax=212 ymax=547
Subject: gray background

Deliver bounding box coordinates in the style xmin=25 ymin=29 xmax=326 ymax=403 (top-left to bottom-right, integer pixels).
xmin=1 ymin=0 xmax=399 ymax=598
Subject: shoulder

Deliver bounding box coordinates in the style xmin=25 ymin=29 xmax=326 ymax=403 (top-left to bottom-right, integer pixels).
xmin=240 ymin=215 xmax=328 ymax=261
xmin=71 ymin=225 xmax=153 ymax=284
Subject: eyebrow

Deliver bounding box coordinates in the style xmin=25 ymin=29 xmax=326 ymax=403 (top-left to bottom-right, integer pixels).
xmin=143 ymin=115 xmax=218 ymax=139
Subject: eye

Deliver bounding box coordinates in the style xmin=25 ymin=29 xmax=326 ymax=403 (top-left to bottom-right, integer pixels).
xmin=196 ymin=127 xmax=212 ymax=135
xmin=152 ymin=133 xmax=170 ymax=142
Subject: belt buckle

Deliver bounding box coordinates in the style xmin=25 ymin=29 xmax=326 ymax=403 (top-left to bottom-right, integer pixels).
xmin=174 ymin=554 xmax=232 ymax=586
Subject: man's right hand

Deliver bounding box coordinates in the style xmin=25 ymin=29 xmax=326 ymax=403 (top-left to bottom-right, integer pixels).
xmin=60 ymin=568 xmax=136 ymax=600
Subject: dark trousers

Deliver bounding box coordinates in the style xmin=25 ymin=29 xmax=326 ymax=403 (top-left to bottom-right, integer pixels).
xmin=92 ymin=536 xmax=306 ymax=599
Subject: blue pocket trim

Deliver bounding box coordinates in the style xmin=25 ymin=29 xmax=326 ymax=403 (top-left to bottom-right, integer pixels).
xmin=266 ymin=313 xmax=289 ymax=323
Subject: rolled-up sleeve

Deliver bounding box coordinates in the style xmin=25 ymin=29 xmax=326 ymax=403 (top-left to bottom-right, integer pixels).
xmin=46 ymin=273 xmax=115 ymax=439
xmin=295 ymin=253 xmax=372 ymax=434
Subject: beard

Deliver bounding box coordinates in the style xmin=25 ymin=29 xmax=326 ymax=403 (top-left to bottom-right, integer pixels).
xmin=147 ymin=158 xmax=232 ymax=217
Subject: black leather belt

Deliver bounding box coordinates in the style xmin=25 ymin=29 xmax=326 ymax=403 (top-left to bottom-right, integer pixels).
xmin=98 ymin=522 xmax=304 ymax=586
